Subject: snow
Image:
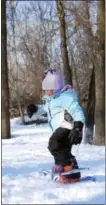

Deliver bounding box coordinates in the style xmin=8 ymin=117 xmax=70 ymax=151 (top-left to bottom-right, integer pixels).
xmin=2 ymin=113 xmax=105 ymax=204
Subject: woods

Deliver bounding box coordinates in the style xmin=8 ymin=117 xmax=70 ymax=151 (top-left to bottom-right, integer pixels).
xmin=1 ymin=0 xmax=105 ymax=145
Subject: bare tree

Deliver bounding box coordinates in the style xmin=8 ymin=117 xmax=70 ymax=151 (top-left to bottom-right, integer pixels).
xmin=80 ymin=0 xmax=95 ymax=144
xmin=93 ymin=1 xmax=105 ymax=145
xmin=56 ymin=0 xmax=72 ymax=84
xmin=76 ymin=0 xmax=105 ymax=145
xmin=8 ymin=1 xmax=26 ymax=124
xmin=84 ymin=65 xmax=95 ymax=144
xmin=1 ymin=0 xmax=11 ymax=139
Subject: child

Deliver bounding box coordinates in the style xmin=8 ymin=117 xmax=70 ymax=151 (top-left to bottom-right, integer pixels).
xmin=42 ymin=68 xmax=85 ymax=183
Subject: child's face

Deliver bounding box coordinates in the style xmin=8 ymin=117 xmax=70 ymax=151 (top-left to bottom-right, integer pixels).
xmin=45 ymin=90 xmax=54 ymax=96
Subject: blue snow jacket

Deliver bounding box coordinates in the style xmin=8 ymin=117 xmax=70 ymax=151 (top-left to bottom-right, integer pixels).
xmin=43 ymin=85 xmax=85 ymax=132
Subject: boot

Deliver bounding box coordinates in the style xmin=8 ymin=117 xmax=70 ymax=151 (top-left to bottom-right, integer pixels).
xmin=52 ymin=157 xmax=81 ymax=184
xmin=57 ymin=165 xmax=80 ymax=184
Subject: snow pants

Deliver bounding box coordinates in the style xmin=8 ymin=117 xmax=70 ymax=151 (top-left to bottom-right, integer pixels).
xmin=48 ymin=127 xmax=77 ymax=166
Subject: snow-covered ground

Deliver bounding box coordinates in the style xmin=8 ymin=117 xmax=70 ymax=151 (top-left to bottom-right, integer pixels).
xmin=2 ymin=112 xmax=105 ymax=204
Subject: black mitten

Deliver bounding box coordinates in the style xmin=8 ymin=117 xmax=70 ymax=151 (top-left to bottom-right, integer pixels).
xmin=68 ymin=121 xmax=83 ymax=145
xmin=27 ymin=104 xmax=38 ymax=118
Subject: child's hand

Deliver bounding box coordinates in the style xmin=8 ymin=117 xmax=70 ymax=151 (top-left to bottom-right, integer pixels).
xmin=27 ymin=104 xmax=38 ymax=118
xmin=68 ymin=121 xmax=83 ymax=145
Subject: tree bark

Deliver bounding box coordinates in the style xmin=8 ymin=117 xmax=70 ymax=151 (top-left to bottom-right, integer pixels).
xmin=81 ymin=0 xmax=93 ymax=45
xmin=1 ymin=0 xmax=11 ymax=139
xmin=84 ymin=65 xmax=95 ymax=144
xmin=81 ymin=0 xmax=95 ymax=143
xmin=10 ymin=1 xmax=25 ymax=124
xmin=56 ymin=0 xmax=72 ymax=85
xmin=93 ymin=1 xmax=105 ymax=145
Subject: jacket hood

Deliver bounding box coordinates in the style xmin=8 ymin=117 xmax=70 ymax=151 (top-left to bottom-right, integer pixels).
xmin=61 ymin=84 xmax=75 ymax=92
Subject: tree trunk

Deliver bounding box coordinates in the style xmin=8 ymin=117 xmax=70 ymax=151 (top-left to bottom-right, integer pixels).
xmin=81 ymin=0 xmax=95 ymax=143
xmin=56 ymin=0 xmax=72 ymax=85
xmin=10 ymin=1 xmax=25 ymax=125
xmin=94 ymin=49 xmax=105 ymax=145
xmin=1 ymin=0 xmax=11 ymax=139
xmin=16 ymin=91 xmax=25 ymax=125
xmin=93 ymin=1 xmax=105 ymax=145
xmin=84 ymin=65 xmax=95 ymax=144
xmin=81 ymin=0 xmax=93 ymax=45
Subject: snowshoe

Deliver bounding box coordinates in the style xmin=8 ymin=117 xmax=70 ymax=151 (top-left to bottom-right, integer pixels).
xmin=51 ymin=165 xmax=81 ymax=184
